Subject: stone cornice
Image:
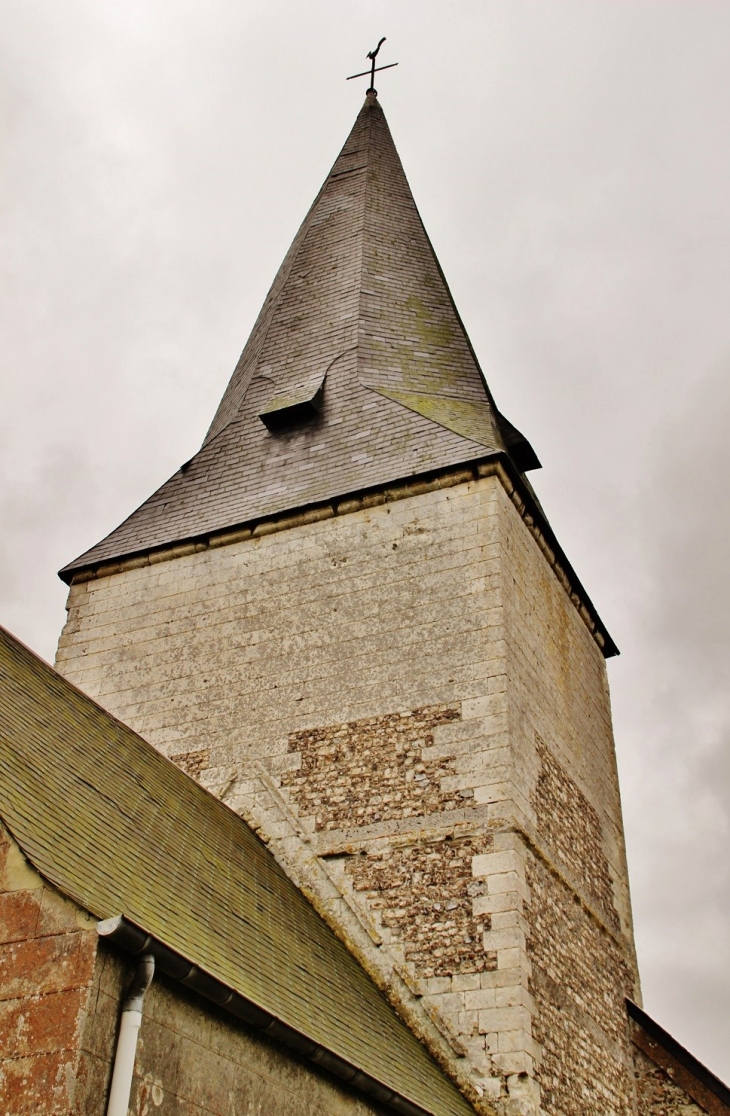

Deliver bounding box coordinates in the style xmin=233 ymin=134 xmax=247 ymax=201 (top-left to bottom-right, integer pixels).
xmin=66 ymin=454 xmax=618 ymax=659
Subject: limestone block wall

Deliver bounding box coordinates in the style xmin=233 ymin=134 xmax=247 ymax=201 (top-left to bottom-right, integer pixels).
xmin=497 ymin=480 xmax=640 ymax=1114
xmin=57 ymin=471 xmax=639 ymax=1115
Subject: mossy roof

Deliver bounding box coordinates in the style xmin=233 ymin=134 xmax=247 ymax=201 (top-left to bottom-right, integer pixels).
xmin=0 ymin=624 xmax=475 ymax=1116
xmin=61 ymin=92 xmax=537 ymax=579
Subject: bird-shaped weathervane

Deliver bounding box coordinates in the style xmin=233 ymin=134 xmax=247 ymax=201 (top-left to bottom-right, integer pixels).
xmin=346 ymin=37 xmax=398 ymax=95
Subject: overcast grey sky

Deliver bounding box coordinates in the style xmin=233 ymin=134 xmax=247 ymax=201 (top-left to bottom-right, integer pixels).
xmin=2 ymin=0 xmax=729 ymax=1083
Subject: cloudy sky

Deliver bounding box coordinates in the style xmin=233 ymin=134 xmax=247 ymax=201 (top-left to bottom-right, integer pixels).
xmin=2 ymin=0 xmax=729 ymax=1083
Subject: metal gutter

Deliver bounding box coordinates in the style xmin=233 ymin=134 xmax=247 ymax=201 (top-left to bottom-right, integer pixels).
xmin=97 ymin=915 xmax=435 ymax=1116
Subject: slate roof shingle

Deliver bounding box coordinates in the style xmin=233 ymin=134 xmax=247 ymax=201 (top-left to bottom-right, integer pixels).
xmin=61 ymin=92 xmax=538 ymax=578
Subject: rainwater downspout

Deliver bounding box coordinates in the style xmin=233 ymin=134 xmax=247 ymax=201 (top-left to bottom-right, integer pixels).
xmin=106 ymin=953 xmax=155 ymax=1116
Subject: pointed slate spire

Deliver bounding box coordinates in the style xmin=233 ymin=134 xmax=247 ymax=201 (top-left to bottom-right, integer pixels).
xmin=62 ymin=93 xmax=539 ymax=578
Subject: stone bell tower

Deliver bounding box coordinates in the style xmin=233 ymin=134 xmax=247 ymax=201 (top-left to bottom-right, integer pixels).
xmin=56 ymin=92 xmax=640 ymax=1115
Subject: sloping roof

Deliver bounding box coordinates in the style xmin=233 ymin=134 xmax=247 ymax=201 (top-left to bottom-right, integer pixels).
xmin=0 ymin=624 xmax=475 ymax=1116
xmin=628 ymin=1000 xmax=730 ymax=1113
xmin=61 ymin=92 xmax=538 ymax=577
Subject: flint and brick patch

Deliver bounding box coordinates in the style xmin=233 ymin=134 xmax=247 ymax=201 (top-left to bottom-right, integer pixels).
xmin=282 ymin=705 xmax=462 ymax=831
xmin=347 ymin=836 xmax=497 ymax=979
xmin=170 ymin=748 xmax=210 ymax=780
xmin=527 ymin=851 xmax=636 ymax=1115
xmin=533 ymin=737 xmax=617 ymax=925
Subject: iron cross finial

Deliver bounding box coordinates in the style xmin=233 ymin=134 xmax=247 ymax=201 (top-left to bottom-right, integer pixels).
xmin=346 ymin=37 xmax=399 ymax=94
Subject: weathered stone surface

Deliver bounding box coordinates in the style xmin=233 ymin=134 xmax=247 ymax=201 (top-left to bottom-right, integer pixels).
xmin=533 ymin=736 xmax=617 ymax=926
xmin=282 ymin=706 xmax=461 ymax=830
xmin=526 ymin=852 xmax=635 ymax=1113
xmin=0 ymin=887 xmax=41 ymax=943
xmin=497 ymin=467 xmax=639 ymax=1111
xmin=0 ymin=823 xmax=415 ymax=1116
xmin=57 ymin=471 xmax=640 ymax=1114
xmin=630 ymin=1018 xmax=730 ymax=1116
xmin=169 ymin=747 xmax=210 ymax=779
xmin=347 ymin=835 xmax=497 ymax=979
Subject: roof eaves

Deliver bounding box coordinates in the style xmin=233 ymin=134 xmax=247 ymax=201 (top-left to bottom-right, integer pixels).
xmin=98 ymin=914 xmax=439 ymax=1116
xmin=496 ymin=452 xmax=619 ymax=657
xmin=58 ymin=454 xmax=617 ymax=658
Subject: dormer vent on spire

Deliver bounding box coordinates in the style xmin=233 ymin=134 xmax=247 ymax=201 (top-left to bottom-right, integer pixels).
xmin=259 ymin=372 xmax=326 ymax=432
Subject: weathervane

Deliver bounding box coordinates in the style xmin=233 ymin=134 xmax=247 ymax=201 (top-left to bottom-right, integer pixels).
xmin=346 ymin=37 xmax=398 ymax=95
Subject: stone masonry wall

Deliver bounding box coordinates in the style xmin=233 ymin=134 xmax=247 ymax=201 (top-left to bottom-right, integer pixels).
xmin=347 ymin=835 xmax=497 ymax=980
xmin=497 ymin=478 xmax=640 ymax=1115
xmin=533 ymin=736 xmax=617 ymax=927
xmin=497 ymin=480 xmax=634 ymax=939
xmin=57 ymin=477 xmax=511 ymax=1106
xmin=282 ymin=705 xmax=462 ymax=829
xmin=630 ymin=1022 xmax=730 ymax=1116
xmin=526 ymin=852 xmax=636 ymax=1114
xmin=57 ymin=471 xmax=639 ymax=1114
xmin=131 ymin=962 xmax=390 ymax=1116
xmin=0 ymin=821 xmax=99 ymax=1115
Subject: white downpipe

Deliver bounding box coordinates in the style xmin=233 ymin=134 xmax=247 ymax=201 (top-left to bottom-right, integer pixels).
xmin=106 ymin=954 xmax=155 ymax=1116
xmin=106 ymin=1011 xmax=143 ymax=1116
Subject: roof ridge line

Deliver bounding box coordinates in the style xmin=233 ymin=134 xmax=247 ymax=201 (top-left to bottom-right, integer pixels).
xmin=201 ymin=145 xmax=343 ymax=447
xmin=353 ymin=99 xmax=507 ymax=455
xmin=354 ymin=94 xmax=379 ymax=384
xmin=410 ymin=207 xmax=506 ymax=453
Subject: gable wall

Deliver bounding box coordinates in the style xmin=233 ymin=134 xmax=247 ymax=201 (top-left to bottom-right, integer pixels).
xmin=79 ymin=943 xmax=390 ymax=1116
xmin=57 ymin=472 xmax=637 ymax=1115
xmin=630 ymin=1020 xmax=730 ymax=1116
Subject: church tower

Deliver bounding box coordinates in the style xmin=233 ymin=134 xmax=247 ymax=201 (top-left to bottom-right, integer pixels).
xmin=57 ymin=92 xmax=640 ymax=1116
